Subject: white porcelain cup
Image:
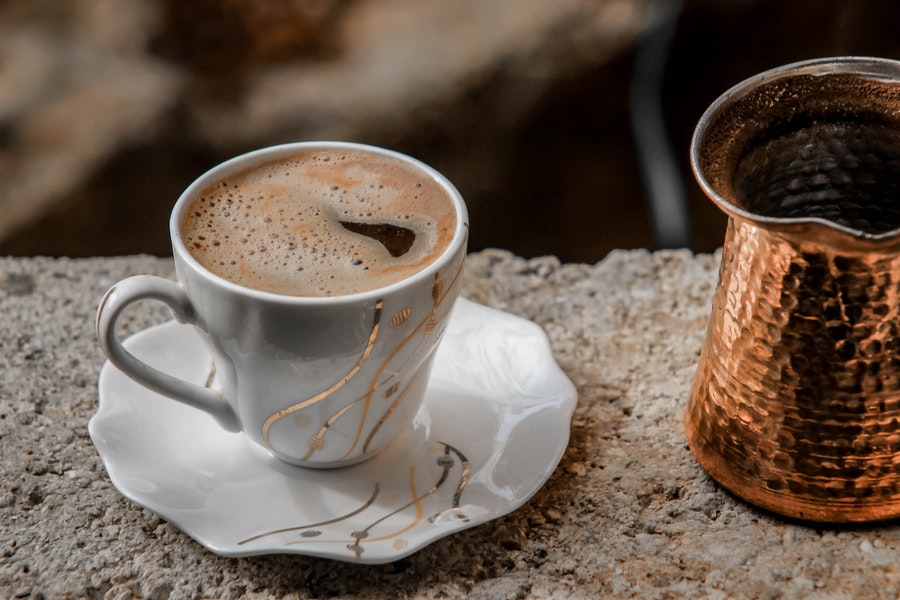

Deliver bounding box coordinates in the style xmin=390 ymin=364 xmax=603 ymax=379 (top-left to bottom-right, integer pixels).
xmin=96 ymin=142 xmax=468 ymax=468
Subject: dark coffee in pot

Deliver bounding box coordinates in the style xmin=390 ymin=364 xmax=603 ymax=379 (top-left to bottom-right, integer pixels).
xmin=696 ymin=71 xmax=900 ymax=234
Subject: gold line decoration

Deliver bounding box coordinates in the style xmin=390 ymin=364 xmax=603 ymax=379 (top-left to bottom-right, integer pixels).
xmin=425 ymin=274 xmax=442 ymax=336
xmin=236 ymin=483 xmax=380 ymax=545
xmin=361 ymin=362 xmax=430 ymax=454
xmin=347 ymin=466 xmax=425 ymax=558
xmin=440 ymin=443 xmax=471 ymax=523
xmin=444 ymin=256 xmax=466 ymax=304
xmin=270 ymin=441 xmax=467 ymax=559
xmin=301 ymin=393 xmax=368 ymax=460
xmin=300 ymin=368 xmax=400 ymax=461
xmin=203 ymin=363 xmax=217 ymax=389
xmin=342 ymin=442 xmax=469 ymax=558
xmin=339 ymin=257 xmax=466 ymax=460
xmin=339 ymin=316 xmax=432 ymax=460
xmin=261 ymin=300 xmax=383 ymax=447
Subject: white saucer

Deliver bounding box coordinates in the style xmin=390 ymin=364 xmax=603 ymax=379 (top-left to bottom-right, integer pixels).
xmin=89 ymin=298 xmax=577 ymax=564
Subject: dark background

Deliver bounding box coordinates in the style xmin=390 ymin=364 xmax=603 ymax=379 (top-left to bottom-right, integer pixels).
xmin=1 ymin=0 xmax=899 ymax=263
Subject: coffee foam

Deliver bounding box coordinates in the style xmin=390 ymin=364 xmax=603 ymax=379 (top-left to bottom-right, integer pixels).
xmin=181 ymin=150 xmax=457 ymax=296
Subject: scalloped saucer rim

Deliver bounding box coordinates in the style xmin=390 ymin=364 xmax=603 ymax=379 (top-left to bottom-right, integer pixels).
xmin=89 ymin=298 xmax=577 ymax=564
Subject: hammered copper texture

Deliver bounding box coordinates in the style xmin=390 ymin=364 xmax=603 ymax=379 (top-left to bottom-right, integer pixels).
xmin=687 ymin=218 xmax=900 ymax=522
xmin=687 ymin=57 xmax=900 ymax=522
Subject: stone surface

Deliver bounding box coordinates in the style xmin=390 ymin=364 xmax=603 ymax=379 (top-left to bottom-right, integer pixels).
xmin=3 ymin=249 xmax=900 ymax=599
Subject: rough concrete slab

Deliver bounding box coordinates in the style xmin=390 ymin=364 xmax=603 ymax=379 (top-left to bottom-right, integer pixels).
xmin=2 ymin=250 xmax=900 ymax=599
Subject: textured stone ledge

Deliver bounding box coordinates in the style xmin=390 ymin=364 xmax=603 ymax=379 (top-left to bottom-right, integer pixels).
xmin=2 ymin=250 xmax=899 ymax=599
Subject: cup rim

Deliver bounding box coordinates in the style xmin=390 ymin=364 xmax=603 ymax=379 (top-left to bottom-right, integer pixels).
xmin=169 ymin=141 xmax=468 ymax=304
xmin=690 ymin=55 xmax=900 ymax=242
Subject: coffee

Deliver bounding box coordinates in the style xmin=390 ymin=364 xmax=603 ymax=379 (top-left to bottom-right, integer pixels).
xmin=181 ymin=150 xmax=458 ymax=296
xmin=697 ymin=72 xmax=900 ymax=234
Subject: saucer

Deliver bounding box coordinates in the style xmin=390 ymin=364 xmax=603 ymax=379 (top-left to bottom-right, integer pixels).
xmin=89 ymin=298 xmax=577 ymax=564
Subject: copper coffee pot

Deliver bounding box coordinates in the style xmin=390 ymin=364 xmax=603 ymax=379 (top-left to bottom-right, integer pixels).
xmin=686 ymin=56 xmax=900 ymax=522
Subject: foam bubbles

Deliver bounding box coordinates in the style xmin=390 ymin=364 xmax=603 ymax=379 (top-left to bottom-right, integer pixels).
xmin=181 ymin=151 xmax=456 ymax=296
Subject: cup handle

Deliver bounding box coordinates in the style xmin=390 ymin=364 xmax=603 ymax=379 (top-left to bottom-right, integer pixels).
xmin=96 ymin=275 xmax=241 ymax=432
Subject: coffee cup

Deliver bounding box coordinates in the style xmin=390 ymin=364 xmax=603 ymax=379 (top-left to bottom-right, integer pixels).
xmin=96 ymin=141 xmax=468 ymax=468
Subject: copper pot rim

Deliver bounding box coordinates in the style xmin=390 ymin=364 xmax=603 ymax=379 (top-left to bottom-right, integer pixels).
xmin=690 ymin=56 xmax=900 ymax=249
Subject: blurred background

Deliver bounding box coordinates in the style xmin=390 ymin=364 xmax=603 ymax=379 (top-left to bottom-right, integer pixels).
xmin=1 ymin=0 xmax=899 ymax=263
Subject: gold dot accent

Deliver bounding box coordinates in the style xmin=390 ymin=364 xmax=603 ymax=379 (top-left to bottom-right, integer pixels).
xmin=393 ymin=539 xmax=408 ymax=550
